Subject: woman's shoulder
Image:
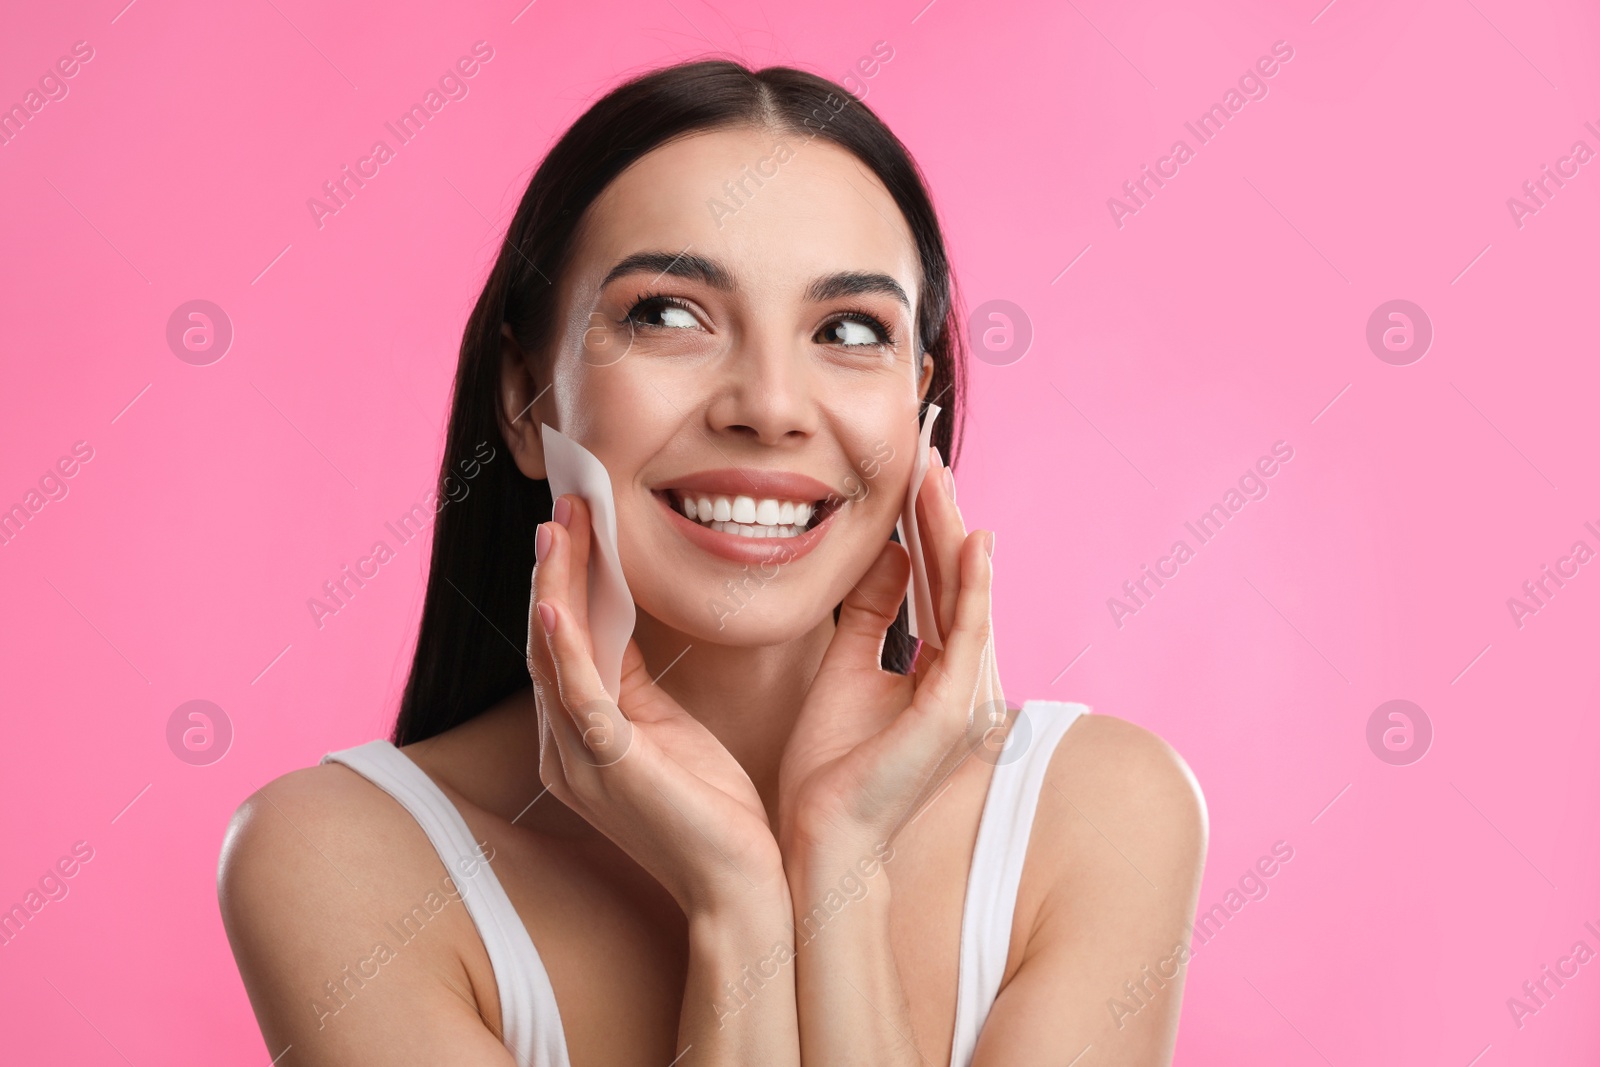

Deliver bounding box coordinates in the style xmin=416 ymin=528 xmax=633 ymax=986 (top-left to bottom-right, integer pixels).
xmin=219 ymin=756 xmax=409 ymax=888
xmin=977 ymin=708 xmax=1208 ymax=1055
xmin=218 ymin=756 xmax=425 ymax=941
xmin=1031 ymin=709 xmax=1209 ymax=891
xmin=216 ymin=754 xmax=511 ymax=1058
xmin=1048 ymin=709 xmax=1205 ymax=806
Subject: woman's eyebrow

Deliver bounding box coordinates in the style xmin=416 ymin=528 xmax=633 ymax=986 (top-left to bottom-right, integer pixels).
xmin=602 ymin=250 xmax=734 ymax=291
xmin=601 ymin=250 xmax=911 ymax=312
xmin=805 ymin=271 xmax=911 ymax=313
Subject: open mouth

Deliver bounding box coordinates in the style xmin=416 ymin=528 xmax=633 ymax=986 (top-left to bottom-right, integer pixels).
xmin=656 ymin=489 xmax=838 ymax=539
xmin=648 ymin=467 xmax=846 ymax=565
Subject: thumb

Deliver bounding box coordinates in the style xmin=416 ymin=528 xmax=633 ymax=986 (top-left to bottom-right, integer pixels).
xmin=822 ymin=540 xmax=911 ymax=670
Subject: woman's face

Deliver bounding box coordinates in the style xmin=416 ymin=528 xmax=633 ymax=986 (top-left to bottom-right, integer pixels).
xmin=514 ymin=123 xmax=933 ymax=645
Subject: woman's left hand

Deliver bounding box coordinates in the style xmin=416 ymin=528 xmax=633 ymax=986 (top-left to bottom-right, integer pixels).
xmin=776 ymin=446 xmax=1006 ymax=871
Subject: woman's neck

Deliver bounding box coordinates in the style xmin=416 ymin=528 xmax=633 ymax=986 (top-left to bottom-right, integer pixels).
xmin=632 ymin=608 xmax=836 ymax=824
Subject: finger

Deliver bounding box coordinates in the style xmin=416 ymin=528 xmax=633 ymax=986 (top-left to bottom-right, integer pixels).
xmin=555 ymin=493 xmax=593 ymax=652
xmin=820 ymin=540 xmax=911 ymax=673
xmin=912 ymin=530 xmax=994 ymax=739
xmin=528 ymin=525 xmax=561 ymax=694
xmin=530 ymin=511 xmax=599 ymax=685
xmin=915 ymin=447 xmax=967 ymax=646
xmin=534 ymin=687 xmax=575 ymax=800
xmin=528 ymin=540 xmax=586 ymax=799
xmin=535 ymin=518 xmax=625 ymax=771
xmin=538 ymin=592 xmax=634 ymax=770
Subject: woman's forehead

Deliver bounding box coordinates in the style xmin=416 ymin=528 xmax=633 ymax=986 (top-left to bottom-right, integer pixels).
xmin=573 ymin=126 xmax=920 ymax=300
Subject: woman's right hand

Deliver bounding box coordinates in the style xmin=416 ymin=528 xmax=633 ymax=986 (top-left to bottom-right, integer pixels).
xmin=526 ymin=494 xmax=788 ymax=917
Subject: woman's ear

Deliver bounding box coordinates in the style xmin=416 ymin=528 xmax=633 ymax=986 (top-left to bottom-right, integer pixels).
xmin=499 ymin=322 xmax=549 ymax=481
xmin=916 ymin=351 xmax=934 ymax=403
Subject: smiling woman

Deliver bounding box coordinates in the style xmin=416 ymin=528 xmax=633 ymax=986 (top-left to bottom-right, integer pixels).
xmin=217 ymin=58 xmax=1207 ymax=1067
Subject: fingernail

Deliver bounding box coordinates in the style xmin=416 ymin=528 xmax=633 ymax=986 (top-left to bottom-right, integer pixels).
xmin=537 ymin=600 xmax=556 ymax=635
xmin=535 ymin=523 xmax=552 ymax=562
xmin=943 ymin=466 xmax=957 ymax=503
xmin=553 ymin=496 xmax=572 ymax=527
xmin=930 ymin=445 xmax=943 ymax=469
xmin=984 ymin=530 xmax=995 ymax=559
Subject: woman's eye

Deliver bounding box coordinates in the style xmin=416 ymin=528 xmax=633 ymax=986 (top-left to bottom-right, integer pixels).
xmin=626 ymin=298 xmax=699 ymax=330
xmin=819 ymin=316 xmax=888 ymax=347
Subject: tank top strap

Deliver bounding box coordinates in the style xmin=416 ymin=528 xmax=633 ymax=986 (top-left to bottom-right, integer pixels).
xmin=321 ymin=739 xmax=571 ymax=1067
xmin=949 ymin=699 xmax=1092 ymax=1067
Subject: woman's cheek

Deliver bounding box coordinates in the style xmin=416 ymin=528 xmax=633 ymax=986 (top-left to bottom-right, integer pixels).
xmin=852 ymin=420 xmax=918 ymax=523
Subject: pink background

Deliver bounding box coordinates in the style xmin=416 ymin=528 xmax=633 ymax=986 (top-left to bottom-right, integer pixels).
xmin=3 ymin=0 xmax=1597 ymax=1063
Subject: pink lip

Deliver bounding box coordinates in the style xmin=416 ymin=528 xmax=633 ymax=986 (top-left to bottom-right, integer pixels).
xmin=652 ymin=489 xmax=840 ymax=566
xmin=655 ymin=467 xmax=839 ymax=503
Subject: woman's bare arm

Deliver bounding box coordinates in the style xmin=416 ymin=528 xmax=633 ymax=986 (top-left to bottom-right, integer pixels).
xmin=674 ymin=888 xmax=800 ymax=1066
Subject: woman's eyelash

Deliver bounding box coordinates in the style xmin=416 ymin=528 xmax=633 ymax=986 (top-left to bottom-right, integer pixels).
xmin=618 ymin=290 xmax=693 ymax=329
xmin=616 ymin=291 xmax=896 ymax=348
xmin=830 ymin=307 xmax=897 ymax=347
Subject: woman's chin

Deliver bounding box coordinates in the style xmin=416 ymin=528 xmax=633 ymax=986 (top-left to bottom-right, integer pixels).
xmin=635 ymin=594 xmax=838 ymax=648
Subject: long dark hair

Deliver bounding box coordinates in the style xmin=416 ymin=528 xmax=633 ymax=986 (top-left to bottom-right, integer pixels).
xmin=393 ymin=58 xmax=968 ymax=746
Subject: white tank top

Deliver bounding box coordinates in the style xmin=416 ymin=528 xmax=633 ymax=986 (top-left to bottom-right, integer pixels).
xmin=322 ymin=698 xmax=1089 ymax=1067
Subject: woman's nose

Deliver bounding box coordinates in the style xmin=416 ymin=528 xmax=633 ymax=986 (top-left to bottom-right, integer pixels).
xmin=704 ymin=331 xmax=819 ymax=445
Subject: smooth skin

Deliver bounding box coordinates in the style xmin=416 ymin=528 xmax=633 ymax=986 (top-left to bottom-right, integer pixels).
xmin=218 ymin=121 xmax=1207 ymax=1066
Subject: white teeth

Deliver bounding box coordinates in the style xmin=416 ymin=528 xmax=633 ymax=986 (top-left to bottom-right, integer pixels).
xmin=709 ymin=520 xmax=806 ymax=538
xmin=671 ymin=490 xmax=825 ymax=539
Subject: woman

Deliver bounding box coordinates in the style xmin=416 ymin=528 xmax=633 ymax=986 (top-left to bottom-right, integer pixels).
xmin=218 ymin=59 xmax=1207 ymax=1066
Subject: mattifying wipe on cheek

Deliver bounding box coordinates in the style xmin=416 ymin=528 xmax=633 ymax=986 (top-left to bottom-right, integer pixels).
xmin=895 ymin=404 xmax=942 ymax=649
xmin=540 ymin=422 xmax=635 ymax=702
